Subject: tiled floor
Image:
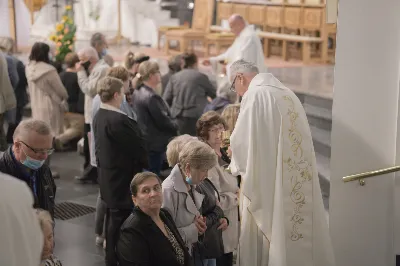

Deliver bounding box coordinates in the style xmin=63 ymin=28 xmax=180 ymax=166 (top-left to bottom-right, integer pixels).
xmin=50 ymin=151 xmax=104 ymax=266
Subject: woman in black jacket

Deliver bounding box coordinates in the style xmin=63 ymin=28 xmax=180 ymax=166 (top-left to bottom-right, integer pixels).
xmin=93 ymin=76 xmax=148 ymax=266
xmin=117 ymin=172 xmax=193 ymax=266
xmin=133 ymin=61 xmax=177 ymax=176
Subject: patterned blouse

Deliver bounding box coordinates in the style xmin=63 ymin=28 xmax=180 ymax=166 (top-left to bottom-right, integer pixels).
xmin=165 ymin=223 xmax=185 ymax=266
xmin=41 ymin=255 xmax=62 ymax=266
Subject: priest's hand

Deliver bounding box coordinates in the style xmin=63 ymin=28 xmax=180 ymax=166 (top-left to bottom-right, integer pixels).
xmin=227 ymin=146 xmax=232 ymax=158
xmin=195 ymin=215 xmax=207 ymax=235
xmin=217 ymin=218 xmax=229 ymax=231
xmin=202 ymin=59 xmax=211 ymax=66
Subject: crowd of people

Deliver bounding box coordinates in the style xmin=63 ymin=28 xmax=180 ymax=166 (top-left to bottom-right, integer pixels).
xmin=0 ymin=13 xmax=336 ymax=266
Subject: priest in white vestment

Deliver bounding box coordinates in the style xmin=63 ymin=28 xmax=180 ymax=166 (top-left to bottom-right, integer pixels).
xmin=203 ymin=14 xmax=266 ymax=77
xmin=228 ymin=60 xmax=335 ymax=266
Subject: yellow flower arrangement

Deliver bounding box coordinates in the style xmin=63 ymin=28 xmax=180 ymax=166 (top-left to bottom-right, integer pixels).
xmin=56 ymin=23 xmax=64 ymax=32
xmin=49 ymin=5 xmax=77 ymax=62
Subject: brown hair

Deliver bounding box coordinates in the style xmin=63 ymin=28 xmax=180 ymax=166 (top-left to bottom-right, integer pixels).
xmin=107 ymin=66 xmax=129 ymax=82
xmin=182 ymin=52 xmax=197 ymax=68
xmin=137 ymin=61 xmax=160 ymax=82
xmin=130 ymin=172 xmax=162 ymax=196
xmin=125 ymin=51 xmax=136 ymax=70
xmin=64 ymin=52 xmax=80 ymax=68
xmin=196 ymin=111 xmax=227 ymax=140
xmin=97 ymin=76 xmax=123 ymax=103
xmin=221 ymin=104 xmax=240 ymax=134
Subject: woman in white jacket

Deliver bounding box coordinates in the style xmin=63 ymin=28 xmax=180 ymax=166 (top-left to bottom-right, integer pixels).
xmin=26 ymin=42 xmax=68 ymax=136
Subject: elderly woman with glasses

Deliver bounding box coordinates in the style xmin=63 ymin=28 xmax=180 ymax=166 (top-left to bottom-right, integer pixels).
xmin=163 ymin=139 xmax=227 ymax=266
xmin=196 ymin=111 xmax=239 ymax=266
xmin=117 ymin=172 xmax=193 ymax=266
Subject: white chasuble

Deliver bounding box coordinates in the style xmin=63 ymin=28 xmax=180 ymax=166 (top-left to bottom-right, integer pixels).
xmin=230 ymin=73 xmax=335 ymax=266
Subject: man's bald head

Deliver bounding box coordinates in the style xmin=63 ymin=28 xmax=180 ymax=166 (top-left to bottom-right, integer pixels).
xmin=228 ymin=14 xmax=247 ymax=36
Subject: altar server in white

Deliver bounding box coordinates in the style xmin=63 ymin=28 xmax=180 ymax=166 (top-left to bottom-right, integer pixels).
xmin=203 ymin=14 xmax=266 ymax=77
xmin=228 ymin=60 xmax=335 ymax=266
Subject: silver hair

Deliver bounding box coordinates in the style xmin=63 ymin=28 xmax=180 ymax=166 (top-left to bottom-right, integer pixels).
xmin=78 ymin=47 xmax=99 ymax=61
xmin=166 ymin=134 xmax=197 ymax=166
xmin=178 ymin=140 xmax=217 ymax=170
xmin=229 ymin=59 xmax=259 ymax=79
xmin=13 ymin=119 xmax=52 ymax=140
xmin=90 ymin=32 xmax=105 ymax=48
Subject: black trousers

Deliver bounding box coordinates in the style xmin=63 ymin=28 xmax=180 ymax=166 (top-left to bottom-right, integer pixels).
xmin=216 ymin=252 xmax=233 ymax=266
xmin=83 ymin=123 xmax=91 ymax=168
xmin=105 ymin=208 xmax=131 ymax=266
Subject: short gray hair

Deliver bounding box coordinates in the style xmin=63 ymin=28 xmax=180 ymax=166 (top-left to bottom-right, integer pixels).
xmin=90 ymin=32 xmax=105 ymax=48
xmin=78 ymin=47 xmax=99 ymax=61
xmin=230 ymin=59 xmax=259 ymax=79
xmin=166 ymin=135 xmax=197 ymax=166
xmin=178 ymin=140 xmax=217 ymax=170
xmin=13 ymin=119 xmax=52 ymax=140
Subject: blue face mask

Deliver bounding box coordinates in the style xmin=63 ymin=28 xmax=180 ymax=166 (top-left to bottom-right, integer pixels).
xmin=22 ymin=155 xmax=45 ymax=170
xmin=21 ymin=147 xmax=45 ymax=170
xmin=101 ymin=48 xmax=108 ymax=57
xmin=185 ymin=175 xmax=193 ymax=185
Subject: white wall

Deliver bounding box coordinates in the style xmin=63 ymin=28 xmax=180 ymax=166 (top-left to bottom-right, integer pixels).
xmin=0 ymin=0 xmax=31 ymax=48
xmin=15 ymin=0 xmax=30 ymax=48
xmin=329 ymin=0 xmax=400 ymax=265
xmin=0 ymin=1 xmax=11 ymax=38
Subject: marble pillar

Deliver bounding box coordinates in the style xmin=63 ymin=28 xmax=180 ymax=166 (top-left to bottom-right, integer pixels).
xmin=329 ymin=0 xmax=400 ymax=265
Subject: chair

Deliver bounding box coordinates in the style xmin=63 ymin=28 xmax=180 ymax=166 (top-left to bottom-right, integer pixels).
xmin=164 ymin=0 xmax=214 ymax=55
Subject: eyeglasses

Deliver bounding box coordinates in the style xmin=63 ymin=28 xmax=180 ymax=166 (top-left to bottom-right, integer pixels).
xmin=209 ymin=126 xmax=225 ymax=134
xmin=19 ymin=141 xmax=54 ymax=155
xmin=230 ymin=75 xmax=238 ymax=92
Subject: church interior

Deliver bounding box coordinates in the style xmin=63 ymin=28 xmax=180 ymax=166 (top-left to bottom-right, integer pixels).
xmin=5 ymin=0 xmax=399 ymax=266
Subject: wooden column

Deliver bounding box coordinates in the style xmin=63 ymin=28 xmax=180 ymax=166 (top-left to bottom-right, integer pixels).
xmin=8 ymin=0 xmax=17 ymax=48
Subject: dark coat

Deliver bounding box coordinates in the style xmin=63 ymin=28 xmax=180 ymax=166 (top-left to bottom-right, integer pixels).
xmin=117 ymin=207 xmax=194 ymax=266
xmin=0 ymin=147 xmax=56 ymax=217
xmin=133 ymin=85 xmax=177 ymax=152
xmin=163 ymin=69 xmax=216 ymax=119
xmin=93 ymin=107 xmax=148 ymax=209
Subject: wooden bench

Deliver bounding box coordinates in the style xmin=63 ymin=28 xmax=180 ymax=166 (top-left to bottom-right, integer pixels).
xmin=258 ymin=31 xmax=323 ymax=64
xmin=204 ymin=32 xmax=235 ymax=56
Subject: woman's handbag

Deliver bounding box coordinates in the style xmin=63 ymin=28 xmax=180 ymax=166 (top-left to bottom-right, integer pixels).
xmin=195 ymin=179 xmax=225 ymax=260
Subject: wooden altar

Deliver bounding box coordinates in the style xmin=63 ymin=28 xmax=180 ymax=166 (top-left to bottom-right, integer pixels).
xmin=213 ymin=0 xmax=336 ymax=63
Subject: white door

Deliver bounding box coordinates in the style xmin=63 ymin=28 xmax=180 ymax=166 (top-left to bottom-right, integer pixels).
xmin=329 ymin=0 xmax=400 ymax=266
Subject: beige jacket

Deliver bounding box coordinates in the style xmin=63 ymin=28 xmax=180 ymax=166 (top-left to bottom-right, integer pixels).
xmin=77 ymin=59 xmax=109 ymax=123
xmin=0 ymin=52 xmax=16 ymax=114
xmin=162 ymin=165 xmax=204 ymax=253
xmin=26 ymin=61 xmax=68 ymax=135
xmin=208 ymin=161 xmax=239 ymax=253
